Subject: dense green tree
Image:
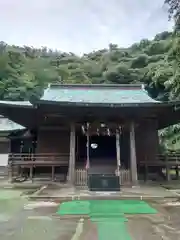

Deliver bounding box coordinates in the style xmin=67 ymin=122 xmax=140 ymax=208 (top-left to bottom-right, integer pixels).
xmin=165 ymin=0 xmax=180 ymax=26
xmin=164 ymin=0 xmax=180 ymax=99
xmin=157 ymin=0 xmax=180 ymax=151
xmin=0 ymin=31 xmax=177 ymax=101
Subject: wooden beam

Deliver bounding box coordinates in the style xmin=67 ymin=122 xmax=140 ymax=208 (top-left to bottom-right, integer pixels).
xmin=129 ymin=121 xmax=138 ymax=185
xmin=39 ymin=126 xmax=68 ymax=131
xmin=67 ymin=123 xmax=76 ymax=184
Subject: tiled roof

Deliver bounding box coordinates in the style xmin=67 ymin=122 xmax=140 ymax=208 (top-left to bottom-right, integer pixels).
xmin=40 ymin=84 xmax=159 ymax=105
xmin=0 ymin=101 xmax=31 ymax=132
xmin=0 ymin=116 xmax=25 ymax=132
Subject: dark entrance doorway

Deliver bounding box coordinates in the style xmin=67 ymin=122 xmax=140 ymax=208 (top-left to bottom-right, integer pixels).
xmin=77 ymin=132 xmax=129 ymax=191
xmin=88 ymin=135 xmax=119 ymax=191
xmin=77 ymin=135 xmax=117 ymax=174
xmin=89 ymin=135 xmax=116 ymax=163
xmin=77 ymin=131 xmax=130 ymax=170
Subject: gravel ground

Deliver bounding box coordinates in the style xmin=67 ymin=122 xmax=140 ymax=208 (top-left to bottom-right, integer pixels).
xmin=1 ymin=189 xmax=180 ymax=240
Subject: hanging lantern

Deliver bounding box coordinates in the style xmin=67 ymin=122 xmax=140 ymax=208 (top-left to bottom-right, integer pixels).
xmin=91 ymin=143 xmax=98 ymax=149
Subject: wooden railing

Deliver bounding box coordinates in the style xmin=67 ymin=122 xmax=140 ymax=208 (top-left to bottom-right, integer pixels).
xmin=8 ymin=153 xmax=69 ymax=166
xmin=119 ymin=169 xmax=130 ymax=185
xmin=8 ymin=153 xmax=70 ymax=182
xmin=75 ymin=169 xmax=88 ymax=187
xmin=139 ymin=154 xmax=180 ymax=166
xmin=139 ymin=154 xmax=180 ymax=181
xmin=8 ymin=153 xmax=131 ymax=185
xmin=75 ymin=168 xmax=131 ymax=187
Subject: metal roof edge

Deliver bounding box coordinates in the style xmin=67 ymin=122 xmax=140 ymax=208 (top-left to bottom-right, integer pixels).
xmin=48 ymin=83 xmax=143 ymax=89
xmin=0 ymin=128 xmax=26 ymax=133
xmin=0 ymin=100 xmax=33 ymax=108
xmin=0 ymin=116 xmax=26 ymax=133
xmin=34 ymin=100 xmax=174 ymax=108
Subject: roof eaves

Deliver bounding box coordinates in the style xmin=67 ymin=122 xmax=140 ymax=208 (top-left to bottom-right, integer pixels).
xmin=34 ymin=100 xmax=172 ymax=108
xmin=0 ymin=118 xmax=25 ymax=132
xmin=0 ymin=101 xmax=34 ymax=109
xmin=0 ymin=128 xmax=25 ymax=133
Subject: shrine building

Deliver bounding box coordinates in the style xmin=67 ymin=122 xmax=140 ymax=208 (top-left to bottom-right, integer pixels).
xmin=0 ymin=84 xmax=179 ymax=189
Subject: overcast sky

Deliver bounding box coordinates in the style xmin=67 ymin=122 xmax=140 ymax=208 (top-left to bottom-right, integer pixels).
xmin=0 ymin=0 xmax=173 ymax=55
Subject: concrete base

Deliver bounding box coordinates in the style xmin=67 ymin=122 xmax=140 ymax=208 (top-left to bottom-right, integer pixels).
xmin=1 ymin=180 xmax=180 ymax=201
xmin=27 ymin=183 xmax=180 ymax=201
xmin=131 ymin=185 xmax=140 ymax=189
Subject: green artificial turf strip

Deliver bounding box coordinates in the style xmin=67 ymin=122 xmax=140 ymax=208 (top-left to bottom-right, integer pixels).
xmin=57 ymin=200 xmax=157 ymax=215
xmin=57 ymin=200 xmax=157 ymax=240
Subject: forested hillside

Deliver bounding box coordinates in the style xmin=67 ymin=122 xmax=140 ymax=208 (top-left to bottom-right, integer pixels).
xmin=0 ymin=30 xmax=180 ymax=151
xmin=0 ymin=31 xmax=177 ymax=101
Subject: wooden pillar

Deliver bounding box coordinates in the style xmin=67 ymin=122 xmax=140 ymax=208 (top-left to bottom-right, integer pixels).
xmin=175 ymin=166 xmax=179 ymax=180
xmin=165 ymin=155 xmax=171 ymax=181
xmin=116 ymin=129 xmax=121 ymax=179
xmin=29 ymin=166 xmax=33 ymax=182
xmin=68 ymin=122 xmax=76 ymax=185
xmin=8 ymin=156 xmax=13 ymax=183
xmin=144 ymin=162 xmax=148 ymax=182
xmin=51 ymin=166 xmax=55 ymax=181
xmin=129 ymin=121 xmax=138 ymax=185
xmin=86 ymin=123 xmax=90 ymax=170
xmin=144 ymin=155 xmax=148 ymax=182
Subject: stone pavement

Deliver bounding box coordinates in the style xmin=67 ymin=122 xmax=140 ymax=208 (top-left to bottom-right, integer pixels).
xmin=1 ymin=188 xmax=180 ymax=240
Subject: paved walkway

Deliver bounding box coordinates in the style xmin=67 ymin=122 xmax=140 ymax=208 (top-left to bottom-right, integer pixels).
xmin=1 ymin=188 xmax=180 ymax=239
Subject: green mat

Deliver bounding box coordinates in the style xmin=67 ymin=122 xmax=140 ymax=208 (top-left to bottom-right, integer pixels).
xmin=57 ymin=200 xmax=157 ymax=215
xmin=97 ymin=221 xmax=132 ymax=240
xmin=57 ymin=200 xmax=157 ymax=240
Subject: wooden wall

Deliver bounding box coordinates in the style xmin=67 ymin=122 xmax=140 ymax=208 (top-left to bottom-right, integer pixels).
xmin=0 ymin=138 xmax=10 ymax=167
xmin=36 ymin=129 xmax=70 ymax=155
xmin=136 ymin=120 xmax=159 ymax=163
xmin=35 ymin=119 xmax=159 ymax=166
xmin=0 ymin=138 xmax=9 ymax=154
